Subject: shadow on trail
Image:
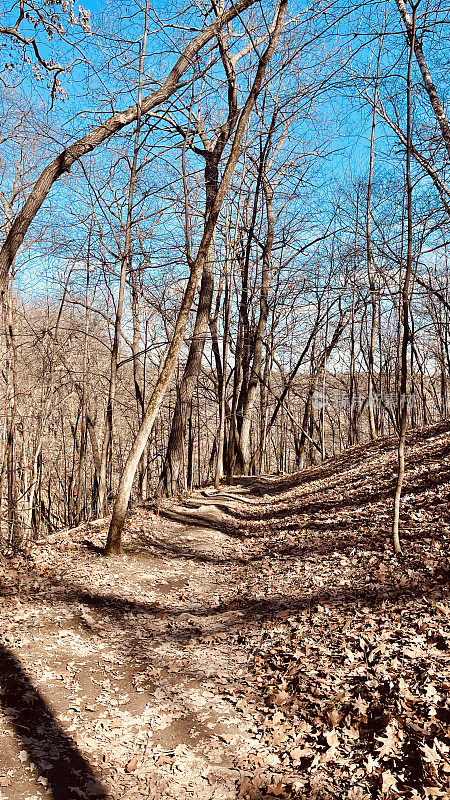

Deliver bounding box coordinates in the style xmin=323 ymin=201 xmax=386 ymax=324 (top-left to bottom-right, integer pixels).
xmin=83 ymin=539 xmax=104 ymax=554
xmin=157 ymin=507 xmax=246 ymax=538
xmin=0 ymin=641 xmax=109 ymax=800
xmin=23 ymin=562 xmax=446 ymax=650
xmin=132 ymin=532 xmax=252 ymax=563
xmin=37 ymin=569 xmax=445 ymax=675
xmin=87 ymin=535 xmax=250 ymax=564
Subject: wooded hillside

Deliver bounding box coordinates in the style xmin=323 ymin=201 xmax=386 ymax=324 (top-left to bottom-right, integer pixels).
xmin=0 ymin=1 xmax=449 ymax=798
xmin=1 ymin=0 xmax=450 ymax=555
xmin=0 ymin=421 xmax=448 ymax=798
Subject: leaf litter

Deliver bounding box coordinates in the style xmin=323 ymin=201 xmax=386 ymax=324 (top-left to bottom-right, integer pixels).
xmin=0 ymin=422 xmax=448 ymax=799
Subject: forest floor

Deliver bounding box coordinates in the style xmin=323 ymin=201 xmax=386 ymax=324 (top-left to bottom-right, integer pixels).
xmin=0 ymin=422 xmax=449 ymax=800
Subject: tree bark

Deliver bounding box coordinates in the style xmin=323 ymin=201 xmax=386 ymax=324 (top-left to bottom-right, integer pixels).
xmin=392 ymin=4 xmax=415 ymax=555
xmin=239 ymin=176 xmax=274 ymax=472
xmin=0 ymin=0 xmax=259 ymax=297
xmin=156 ymin=239 xmax=215 ymax=497
xmin=104 ymin=0 xmax=288 ymax=555
xmin=215 ymin=258 xmax=234 ymax=488
xmin=395 ymin=0 xmax=450 ymax=160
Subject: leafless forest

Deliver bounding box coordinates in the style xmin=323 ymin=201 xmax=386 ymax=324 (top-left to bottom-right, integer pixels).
xmin=1 ymin=2 xmax=450 ymax=799
xmin=1 ymin=0 xmax=450 ymax=554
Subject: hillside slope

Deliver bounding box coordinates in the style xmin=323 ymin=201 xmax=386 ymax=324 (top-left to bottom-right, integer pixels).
xmin=0 ymin=422 xmax=448 ymax=800
xmin=223 ymin=421 xmax=450 ymax=799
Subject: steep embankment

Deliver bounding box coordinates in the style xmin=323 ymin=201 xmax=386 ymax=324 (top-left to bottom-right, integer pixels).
xmin=0 ymin=422 xmax=448 ymax=800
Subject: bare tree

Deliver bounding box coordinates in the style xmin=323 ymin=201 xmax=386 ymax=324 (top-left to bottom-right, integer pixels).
xmin=156 ymin=12 xmax=240 ymax=498
xmin=0 ymin=0 xmax=260 ymax=299
xmin=392 ymin=5 xmax=416 ymax=554
xmin=105 ymin=0 xmax=288 ymax=555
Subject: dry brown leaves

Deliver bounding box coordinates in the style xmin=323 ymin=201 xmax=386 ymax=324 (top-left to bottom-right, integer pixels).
xmin=0 ymin=422 xmax=448 ymax=800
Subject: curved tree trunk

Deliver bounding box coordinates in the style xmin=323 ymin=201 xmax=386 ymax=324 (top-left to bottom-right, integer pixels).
xmin=0 ymin=0 xmax=258 ymax=299
xmin=104 ymin=0 xmax=288 ymax=555
xmin=156 ymin=241 xmax=215 ymax=497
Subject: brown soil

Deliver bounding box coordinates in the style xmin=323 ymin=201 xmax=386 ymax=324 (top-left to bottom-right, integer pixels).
xmin=0 ymin=422 xmax=449 ymax=800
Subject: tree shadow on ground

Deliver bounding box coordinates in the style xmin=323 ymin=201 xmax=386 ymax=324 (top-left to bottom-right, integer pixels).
xmin=229 ymin=421 xmax=450 ymax=506
xmin=0 ymin=641 xmax=109 ymax=800
xmin=229 ymin=438 xmax=450 ymax=526
xmin=25 ymin=564 xmax=447 ymax=651
xmin=131 ymin=531 xmax=253 ymax=563
xmin=83 ymin=539 xmax=104 ymax=554
xmin=156 ymin=507 xmax=246 ymax=538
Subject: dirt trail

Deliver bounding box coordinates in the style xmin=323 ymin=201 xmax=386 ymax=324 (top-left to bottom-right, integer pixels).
xmin=1 ymin=425 xmax=449 ymax=800
xmin=0 ymin=485 xmax=269 ymax=800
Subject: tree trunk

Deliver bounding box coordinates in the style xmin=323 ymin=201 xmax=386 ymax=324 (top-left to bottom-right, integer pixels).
xmin=156 ymin=240 xmax=215 ymax=497
xmin=366 ymin=49 xmax=381 ymax=440
xmin=104 ymin=0 xmax=288 ymax=555
xmin=0 ymin=0 xmax=259 ymax=298
xmin=392 ymin=5 xmax=415 ymax=555
xmin=395 ymin=0 xmax=450 ymax=160
xmin=75 ymin=272 xmax=89 ymax=524
xmin=215 ymin=260 xmax=234 ymax=487
xmin=3 ymin=284 xmax=20 ymax=550
xmin=239 ymin=176 xmax=274 ymax=473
